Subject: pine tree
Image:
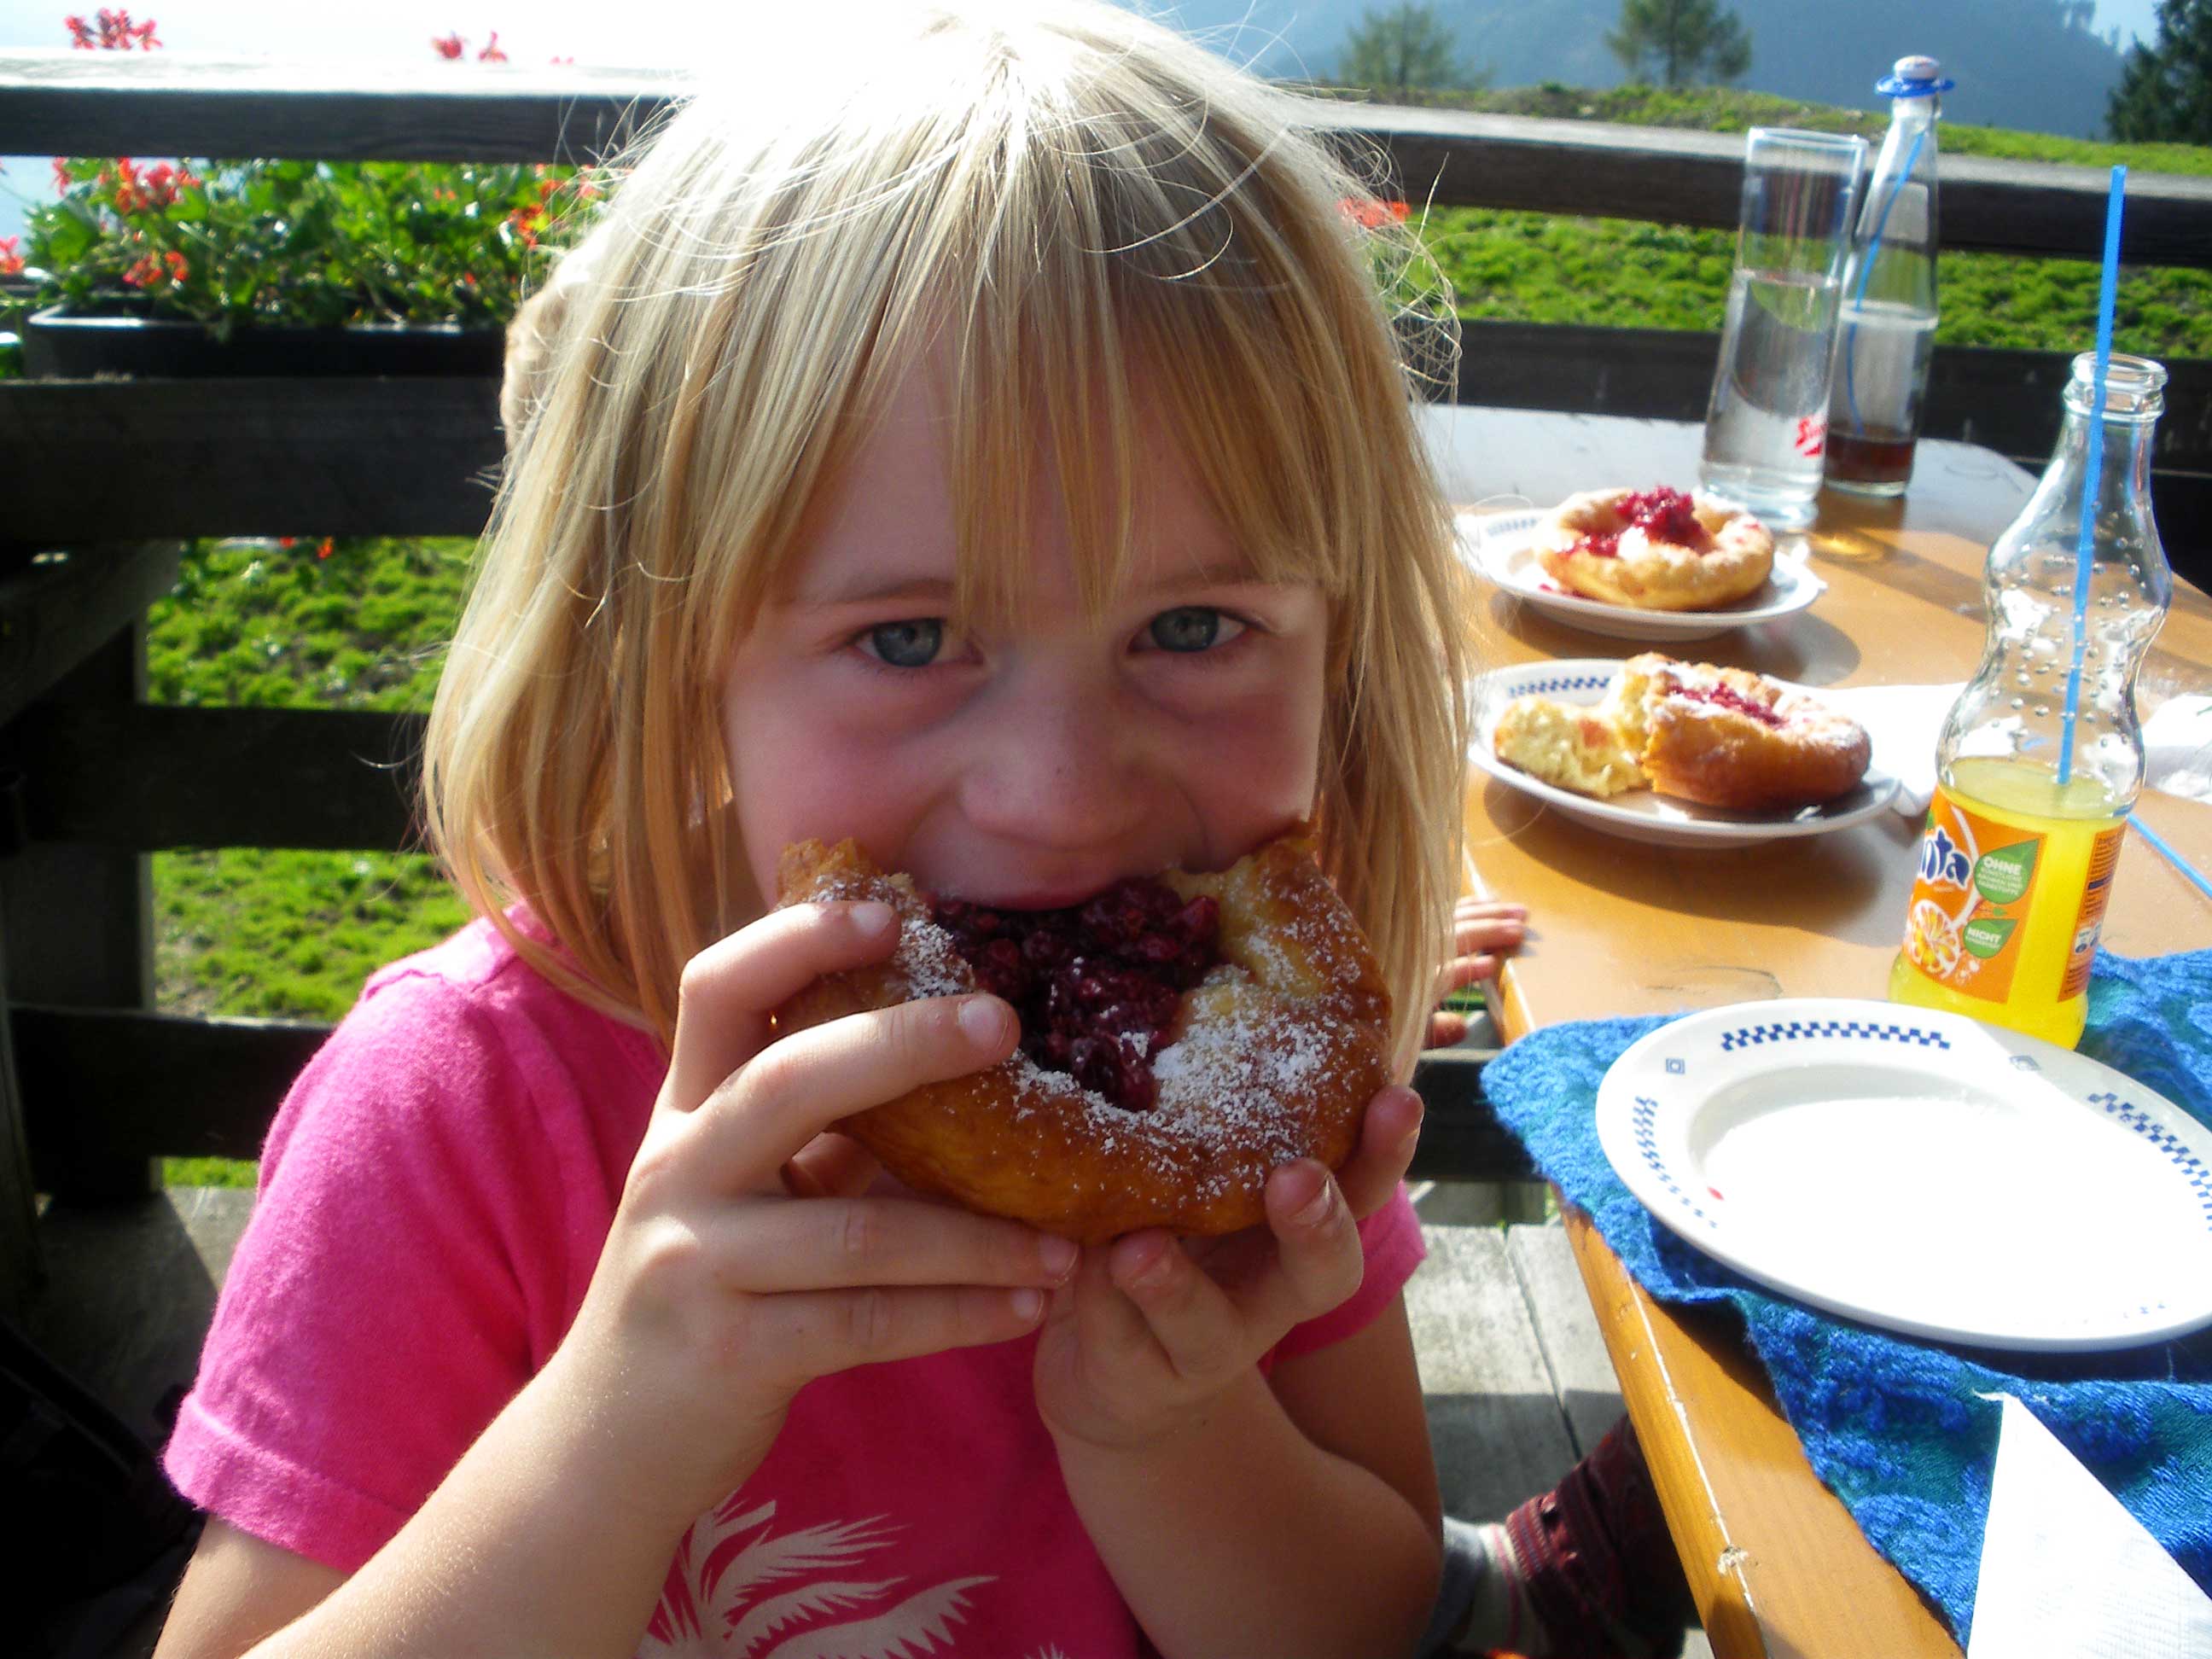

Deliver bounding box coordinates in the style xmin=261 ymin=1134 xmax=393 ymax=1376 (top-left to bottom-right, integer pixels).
xmin=1337 ymin=3 xmax=1485 ymax=99
xmin=1606 ymin=0 xmax=1753 ymax=88
xmin=2107 ymin=0 xmax=2212 ymax=143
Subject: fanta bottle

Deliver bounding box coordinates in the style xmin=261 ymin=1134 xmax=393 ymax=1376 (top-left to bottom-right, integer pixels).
xmin=1889 ymin=352 xmax=2173 ymax=1047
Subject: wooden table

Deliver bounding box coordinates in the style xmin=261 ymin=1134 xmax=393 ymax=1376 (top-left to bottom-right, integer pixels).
xmin=1422 ymin=405 xmax=2212 ymax=1659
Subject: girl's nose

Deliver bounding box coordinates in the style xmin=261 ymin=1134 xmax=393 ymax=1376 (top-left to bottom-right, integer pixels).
xmin=958 ymin=678 xmax=1152 ymax=851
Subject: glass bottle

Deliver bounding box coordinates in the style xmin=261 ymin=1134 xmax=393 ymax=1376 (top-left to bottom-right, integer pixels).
xmin=1889 ymin=353 xmax=2174 ymax=1047
xmin=1825 ymin=55 xmax=1952 ymax=496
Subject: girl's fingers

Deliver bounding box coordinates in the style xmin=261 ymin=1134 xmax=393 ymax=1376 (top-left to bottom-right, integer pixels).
xmin=1453 ymin=894 xmax=1528 ymax=928
xmin=663 ymin=900 xmax=904 ymax=1113
xmin=754 ymin=1283 xmax=1050 ymax=1378
xmin=693 ymin=992 xmax=1018 ymax=1193
xmin=1104 ymin=1231 xmax=1243 ymax=1382
xmin=1068 ymin=1242 xmax=1156 ymax=1356
xmin=1427 ymin=1010 xmax=1471 ymax=1049
xmin=1438 ymin=952 xmax=1504 ymax=994
xmin=1250 ymin=1161 xmax=1366 ymax=1322
xmin=1450 ymin=902 xmax=1527 ymax=960
xmin=709 ymin=1196 xmax=1077 ymax=1294
xmin=779 ymin=1131 xmax=881 ymax=1200
xmin=1109 ymin=1163 xmax=1363 ymax=1375
xmin=1336 ymin=1086 xmax=1423 ymax=1220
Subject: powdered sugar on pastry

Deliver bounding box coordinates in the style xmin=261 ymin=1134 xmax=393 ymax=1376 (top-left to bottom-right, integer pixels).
xmin=772 ymin=830 xmax=1392 ymax=1242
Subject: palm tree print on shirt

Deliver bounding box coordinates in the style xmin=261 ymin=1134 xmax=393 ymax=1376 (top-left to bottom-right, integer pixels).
xmin=637 ymin=1493 xmax=1007 ymax=1657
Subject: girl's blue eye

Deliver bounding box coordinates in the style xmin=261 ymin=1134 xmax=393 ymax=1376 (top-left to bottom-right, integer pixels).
xmin=863 ymin=619 xmax=943 ymax=668
xmin=1146 ymin=607 xmax=1234 ymax=653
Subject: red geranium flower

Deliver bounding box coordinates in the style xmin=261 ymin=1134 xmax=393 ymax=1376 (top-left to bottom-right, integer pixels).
xmin=68 ymin=9 xmax=160 ymax=50
xmin=1338 ymin=197 xmax=1412 ymax=231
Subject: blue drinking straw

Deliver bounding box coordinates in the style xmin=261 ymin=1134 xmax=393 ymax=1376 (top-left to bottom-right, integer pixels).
xmin=1842 ymin=126 xmax=1927 ymax=433
xmin=2056 ymin=166 xmax=2127 ymax=789
xmin=2128 ymin=812 xmax=2212 ymax=905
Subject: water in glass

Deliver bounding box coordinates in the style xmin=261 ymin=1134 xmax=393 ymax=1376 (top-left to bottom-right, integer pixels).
xmin=1699 ymin=267 xmax=1843 ymax=527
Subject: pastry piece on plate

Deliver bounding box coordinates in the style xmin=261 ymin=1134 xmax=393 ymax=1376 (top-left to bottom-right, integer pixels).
xmin=1531 ymin=486 xmax=1774 ymax=611
xmin=1493 ymin=654 xmax=1871 ymax=812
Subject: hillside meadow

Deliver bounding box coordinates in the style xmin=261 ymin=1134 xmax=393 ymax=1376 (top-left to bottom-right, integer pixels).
xmin=154 ymin=90 xmax=2207 ymax=1184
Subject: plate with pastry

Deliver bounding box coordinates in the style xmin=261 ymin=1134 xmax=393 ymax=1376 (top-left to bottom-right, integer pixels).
xmin=1458 ymin=487 xmax=1823 ymax=643
xmin=1469 ymin=655 xmax=1899 ymax=848
xmin=774 ymin=827 xmax=1394 ymax=1243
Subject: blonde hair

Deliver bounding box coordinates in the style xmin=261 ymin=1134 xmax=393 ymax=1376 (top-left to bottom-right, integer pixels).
xmin=425 ymin=0 xmax=1471 ymax=1068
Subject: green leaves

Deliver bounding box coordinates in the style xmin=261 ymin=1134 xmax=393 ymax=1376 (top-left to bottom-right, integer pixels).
xmin=1963 ymin=916 xmax=2018 ymax=959
xmin=26 ymin=154 xmax=591 ymax=332
xmin=1974 ymin=840 xmax=2041 ymax=905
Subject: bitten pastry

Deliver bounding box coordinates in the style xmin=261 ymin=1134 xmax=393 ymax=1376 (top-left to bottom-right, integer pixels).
xmin=1493 ymin=653 xmax=1871 ymax=812
xmin=773 ymin=829 xmax=1394 ymax=1243
xmin=1532 ymin=486 xmax=1775 ymax=611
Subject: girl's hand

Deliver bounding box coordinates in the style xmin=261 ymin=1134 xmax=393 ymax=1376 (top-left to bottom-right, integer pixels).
xmin=1030 ymin=1084 xmax=1422 ymax=1454
xmin=549 ymin=900 xmax=1079 ymax=1525
xmin=1428 ymin=895 xmax=1528 ymax=1048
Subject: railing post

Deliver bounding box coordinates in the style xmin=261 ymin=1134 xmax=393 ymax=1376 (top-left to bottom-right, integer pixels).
xmin=2 ymin=622 xmax=161 ymax=1202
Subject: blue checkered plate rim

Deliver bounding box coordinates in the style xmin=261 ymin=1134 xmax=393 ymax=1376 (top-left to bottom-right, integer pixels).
xmin=1595 ymin=998 xmax=2212 ymax=1350
xmin=1466 ymin=660 xmax=1901 ymax=849
xmin=1454 ymin=509 xmax=1824 ymax=644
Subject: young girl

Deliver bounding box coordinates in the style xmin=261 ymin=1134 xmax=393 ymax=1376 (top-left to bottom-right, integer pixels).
xmin=154 ymin=6 xmax=1492 ymax=1656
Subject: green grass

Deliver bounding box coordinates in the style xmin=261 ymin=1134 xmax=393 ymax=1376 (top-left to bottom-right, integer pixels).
xmin=1341 ymin=82 xmax=2212 ymax=176
xmin=1379 ymin=85 xmax=2212 ymax=361
xmin=1419 ymin=210 xmax=2212 ymax=358
xmin=150 ymin=535 xmax=474 ymax=1185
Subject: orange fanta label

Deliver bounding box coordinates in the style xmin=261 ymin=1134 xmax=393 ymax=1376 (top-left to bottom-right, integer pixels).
xmin=1900 ymin=789 xmax=2047 ymax=1002
xmin=1900 ymin=784 xmax=2126 ymax=1006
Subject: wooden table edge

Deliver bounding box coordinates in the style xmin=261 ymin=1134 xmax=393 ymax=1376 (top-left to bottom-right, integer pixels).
xmin=1561 ymin=1208 xmax=1963 ymax=1658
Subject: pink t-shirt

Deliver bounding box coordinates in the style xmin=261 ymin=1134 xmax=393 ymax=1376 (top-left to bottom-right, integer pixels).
xmin=166 ymin=917 xmax=1427 ymax=1656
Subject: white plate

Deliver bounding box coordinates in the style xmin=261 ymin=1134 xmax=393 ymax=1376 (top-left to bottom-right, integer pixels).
xmin=1597 ymin=998 xmax=2212 ymax=1350
xmin=1458 ymin=509 xmax=1825 ymax=643
xmin=1467 ymin=659 xmax=1900 ymax=848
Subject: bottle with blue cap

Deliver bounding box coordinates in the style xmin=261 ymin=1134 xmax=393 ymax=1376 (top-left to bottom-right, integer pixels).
xmin=1826 ymin=55 xmax=1953 ymax=495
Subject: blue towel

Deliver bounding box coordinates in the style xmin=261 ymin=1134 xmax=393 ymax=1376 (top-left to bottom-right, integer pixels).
xmin=1480 ymin=948 xmax=2212 ymax=1646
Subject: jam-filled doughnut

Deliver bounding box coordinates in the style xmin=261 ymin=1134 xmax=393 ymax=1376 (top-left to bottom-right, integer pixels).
xmin=773 ymin=829 xmax=1394 ymax=1243
xmin=1531 ymin=486 xmax=1774 ymax=611
xmin=1493 ymin=653 xmax=1871 ymax=812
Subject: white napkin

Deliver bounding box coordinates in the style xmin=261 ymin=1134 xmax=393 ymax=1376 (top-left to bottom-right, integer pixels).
xmin=1967 ymin=1393 xmax=2212 ymax=1658
xmin=1817 ymin=684 xmax=1959 ymax=818
xmin=2144 ymin=693 xmax=2212 ymax=801
xmin=1819 ymin=686 xmax=2212 ymax=818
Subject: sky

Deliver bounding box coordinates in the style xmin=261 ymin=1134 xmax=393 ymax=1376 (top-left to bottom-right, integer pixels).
xmin=0 ymin=0 xmax=2174 ymax=243
xmin=0 ymin=0 xmax=2168 ymax=69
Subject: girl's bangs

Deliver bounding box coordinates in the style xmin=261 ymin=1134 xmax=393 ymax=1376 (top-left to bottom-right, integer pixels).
xmin=935 ymin=135 xmax=1370 ymax=628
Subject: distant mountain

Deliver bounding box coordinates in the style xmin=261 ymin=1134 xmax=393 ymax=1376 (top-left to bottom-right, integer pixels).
xmin=1150 ymin=0 xmax=2129 ymax=139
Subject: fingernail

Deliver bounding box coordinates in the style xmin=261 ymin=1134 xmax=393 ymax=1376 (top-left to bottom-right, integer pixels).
xmin=958 ymin=995 xmax=1009 ymax=1045
xmin=1010 ymin=1288 xmax=1045 ymax=1322
xmin=1129 ymin=1240 xmax=1176 ymax=1288
xmin=1295 ymin=1173 xmax=1336 ymax=1229
xmin=1039 ymin=1236 xmax=1079 ymax=1280
xmin=850 ymin=900 xmax=894 ymax=936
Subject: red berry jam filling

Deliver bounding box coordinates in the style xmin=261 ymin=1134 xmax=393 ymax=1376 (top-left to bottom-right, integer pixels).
xmin=1675 ymin=682 xmax=1784 ymax=728
xmin=931 ymin=878 xmax=1221 ymax=1112
xmin=1572 ymin=486 xmax=1711 ymax=560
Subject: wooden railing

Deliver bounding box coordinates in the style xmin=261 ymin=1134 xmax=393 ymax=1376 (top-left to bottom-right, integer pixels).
xmin=3 ymin=50 xmax=2209 ymax=1308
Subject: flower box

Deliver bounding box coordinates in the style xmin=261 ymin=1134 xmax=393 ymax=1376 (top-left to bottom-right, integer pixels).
xmin=23 ymin=305 xmax=504 ymax=380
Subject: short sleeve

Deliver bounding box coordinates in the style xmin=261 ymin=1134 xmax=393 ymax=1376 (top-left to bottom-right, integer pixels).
xmin=1268 ymin=1183 xmax=1426 ymax=1362
xmin=162 ymin=968 xmax=579 ymax=1573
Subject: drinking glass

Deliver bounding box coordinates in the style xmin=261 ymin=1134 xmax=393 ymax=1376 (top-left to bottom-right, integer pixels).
xmin=1698 ymin=128 xmax=1868 ymax=530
